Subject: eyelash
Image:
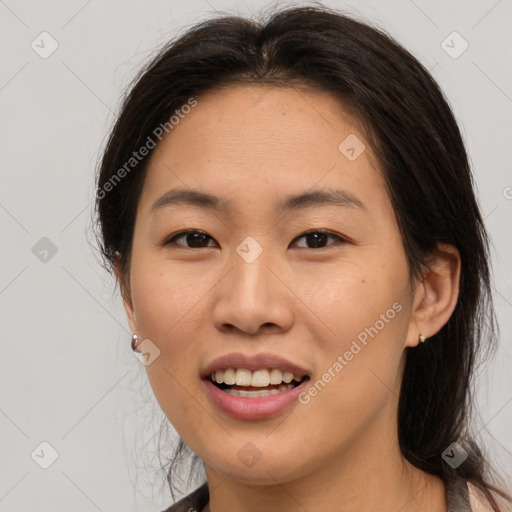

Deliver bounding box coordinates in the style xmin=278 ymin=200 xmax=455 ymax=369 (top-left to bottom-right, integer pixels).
xmin=163 ymin=229 xmax=347 ymax=250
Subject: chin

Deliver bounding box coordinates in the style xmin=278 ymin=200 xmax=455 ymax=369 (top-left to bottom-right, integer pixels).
xmin=203 ymin=444 xmax=310 ymax=484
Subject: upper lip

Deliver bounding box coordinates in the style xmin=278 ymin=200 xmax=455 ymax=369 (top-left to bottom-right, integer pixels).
xmin=202 ymin=352 xmax=310 ymax=378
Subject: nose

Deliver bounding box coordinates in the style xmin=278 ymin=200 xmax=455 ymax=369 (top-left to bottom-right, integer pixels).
xmin=211 ymin=246 xmax=294 ymax=336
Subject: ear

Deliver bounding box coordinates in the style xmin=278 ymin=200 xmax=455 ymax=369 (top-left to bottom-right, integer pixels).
xmin=405 ymin=243 xmax=461 ymax=347
xmin=114 ymin=257 xmax=139 ymax=335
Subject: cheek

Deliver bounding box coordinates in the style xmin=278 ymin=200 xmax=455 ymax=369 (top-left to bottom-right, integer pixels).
xmin=130 ymin=256 xmax=210 ymax=341
xmin=297 ymin=252 xmax=410 ymax=410
xmin=299 ymin=249 xmax=409 ymax=345
xmin=293 ymin=304 xmax=408 ymax=452
xmin=128 ymin=259 xmax=211 ymax=413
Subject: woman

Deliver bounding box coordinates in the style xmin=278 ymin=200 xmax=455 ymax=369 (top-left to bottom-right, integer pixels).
xmin=94 ymin=4 xmax=511 ymax=511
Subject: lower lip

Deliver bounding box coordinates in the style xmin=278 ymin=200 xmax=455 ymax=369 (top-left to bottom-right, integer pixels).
xmin=202 ymin=379 xmax=310 ymax=420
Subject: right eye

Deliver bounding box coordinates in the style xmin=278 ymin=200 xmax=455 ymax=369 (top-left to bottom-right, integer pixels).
xmin=163 ymin=230 xmax=218 ymax=249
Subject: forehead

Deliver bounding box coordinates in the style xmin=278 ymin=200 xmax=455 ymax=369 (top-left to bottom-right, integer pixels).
xmin=152 ymin=84 xmax=367 ymax=158
xmin=140 ymin=84 xmax=386 ymax=216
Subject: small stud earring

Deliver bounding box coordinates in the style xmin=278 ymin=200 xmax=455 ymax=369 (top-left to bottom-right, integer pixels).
xmin=419 ymin=333 xmax=427 ymax=343
xmin=131 ymin=334 xmax=140 ymax=352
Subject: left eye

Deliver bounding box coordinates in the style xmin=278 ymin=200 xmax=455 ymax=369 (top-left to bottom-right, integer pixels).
xmin=163 ymin=229 xmax=345 ymax=249
xmin=292 ymin=230 xmax=345 ymax=249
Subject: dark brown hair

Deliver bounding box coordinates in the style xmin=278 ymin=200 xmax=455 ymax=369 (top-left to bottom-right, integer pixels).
xmin=94 ymin=3 xmax=511 ymax=509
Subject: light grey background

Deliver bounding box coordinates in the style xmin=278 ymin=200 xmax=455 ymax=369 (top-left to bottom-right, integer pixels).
xmin=1 ymin=0 xmax=511 ymax=510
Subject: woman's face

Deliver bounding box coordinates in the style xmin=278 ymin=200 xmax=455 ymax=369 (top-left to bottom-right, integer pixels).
xmin=121 ymin=85 xmax=425 ymax=483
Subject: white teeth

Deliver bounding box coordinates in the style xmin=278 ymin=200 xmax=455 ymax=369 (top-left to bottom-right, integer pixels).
xmin=223 ymin=383 xmax=295 ymax=397
xmin=235 ymin=369 xmax=252 ymax=386
xmin=269 ymin=369 xmax=283 ymax=385
xmin=209 ymin=368 xmax=305 ymax=387
xmin=251 ymin=369 xmax=270 ymax=387
xmin=223 ymin=368 xmax=236 ymax=385
xmin=282 ymin=371 xmax=294 ymax=384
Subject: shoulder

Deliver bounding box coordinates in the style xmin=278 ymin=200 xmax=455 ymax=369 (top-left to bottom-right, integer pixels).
xmin=467 ymin=482 xmax=504 ymax=512
xmin=160 ymin=483 xmax=209 ymax=512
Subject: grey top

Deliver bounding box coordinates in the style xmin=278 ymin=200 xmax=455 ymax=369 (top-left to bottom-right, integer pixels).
xmin=161 ymin=476 xmax=474 ymax=512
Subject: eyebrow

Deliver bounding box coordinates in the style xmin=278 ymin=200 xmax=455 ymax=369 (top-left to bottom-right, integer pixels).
xmin=150 ymin=187 xmax=366 ymax=214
